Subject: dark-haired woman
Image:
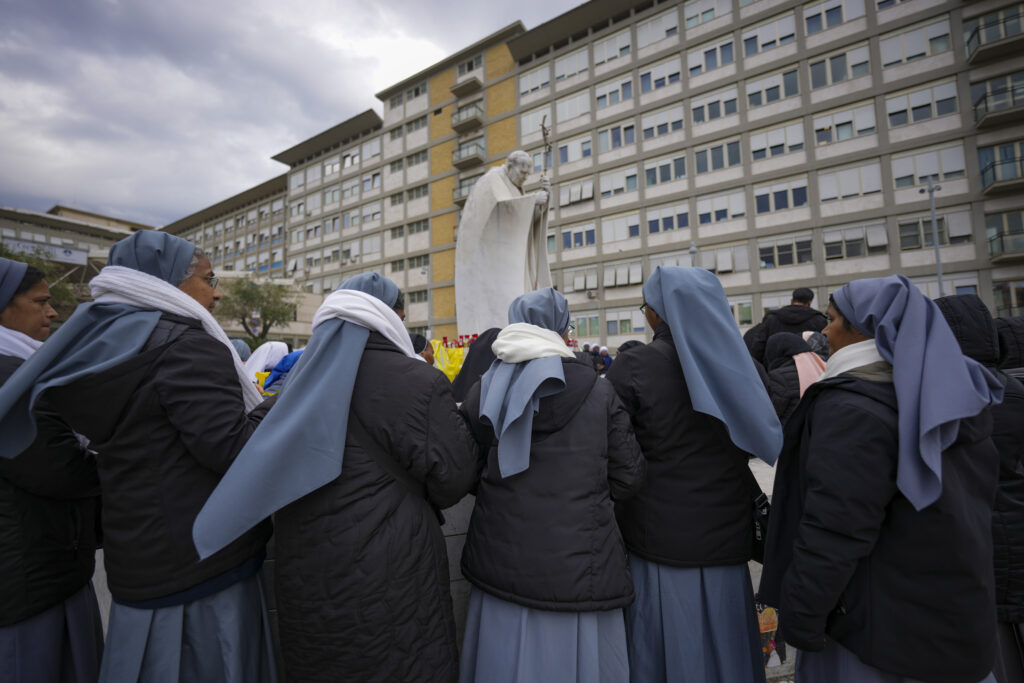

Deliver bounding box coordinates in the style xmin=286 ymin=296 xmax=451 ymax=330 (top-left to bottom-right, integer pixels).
xmin=0 ymin=257 xmax=103 ymax=683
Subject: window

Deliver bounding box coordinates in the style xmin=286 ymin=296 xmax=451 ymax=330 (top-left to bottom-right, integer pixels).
xmin=390 ymin=226 xmax=405 ymax=239
xmin=389 ymin=127 xmax=403 ymax=141
xmin=289 ymin=200 xmax=305 ymax=217
xmin=892 ymin=144 xmax=966 ymax=187
xmin=899 ymin=212 xmax=972 ymax=249
xmin=361 ymin=201 xmax=382 ymax=223
xmin=406 ymin=82 xmax=426 ymax=99
xmin=520 ymin=65 xmax=550 ymax=96
xmin=324 ymin=218 xmax=338 ymax=234
xmin=804 ymin=0 xmax=865 ymax=35
xmin=272 ymin=199 xmax=283 ymax=214
xmin=746 ymin=68 xmax=799 ymax=108
xmin=730 ymin=298 xmax=754 ymax=325
xmin=557 ymin=136 xmax=592 ymax=164
xmin=406 ymin=184 xmax=428 ymax=200
xmin=877 ymin=0 xmax=912 ymax=10
xmin=642 ymin=105 xmax=684 ymax=139
xmin=978 ymin=141 xmax=1024 ymax=188
xmin=342 ymin=209 xmax=360 ymax=228
xmin=697 ymin=189 xmax=746 ymax=224
xmin=702 ymin=243 xmax=751 ymax=273
xmin=291 ymin=228 xmax=304 ymax=244
xmin=598 ymin=121 xmax=636 ymax=152
xmin=886 ymin=81 xmax=957 ymax=128
xmin=556 ymin=91 xmax=590 ymax=121
xmin=814 ymin=102 xmax=876 ymax=145
xmin=390 ymin=192 xmax=404 ymax=206
xmin=602 ymin=213 xmax=642 ymax=242
xmin=606 ymin=308 xmax=647 ymax=335
xmin=692 ymin=87 xmax=738 ymax=124
xmin=824 ymin=222 xmax=888 ymax=259
xmin=695 ymin=139 xmax=740 ymax=174
xmin=818 ymin=161 xmax=882 ymax=200
xmin=650 ymin=249 xmax=697 ymax=269
xmin=361 ymin=172 xmax=381 ymax=192
xmin=554 ymin=48 xmax=588 ymax=82
xmin=362 ymin=234 xmax=382 ymax=258
xmin=324 ymin=156 xmax=340 ymax=175
xmin=646 ymin=202 xmax=690 ymax=233
xmin=389 ymin=93 xmax=403 ymax=108
xmin=324 ymin=186 xmax=340 ymax=204
xmin=342 ymin=178 xmax=359 ymax=199
xmin=562 ymin=222 xmax=597 ymax=250
xmin=408 ymin=254 xmax=430 ymax=268
xmin=563 ymin=268 xmax=599 ymax=293
xmin=406 ymin=115 xmax=427 ymax=133
xmin=595 ymin=77 xmax=633 ymax=108
xmin=754 ymin=177 xmax=809 ymax=213
xmin=533 ymin=148 xmax=553 ymax=172
xmin=342 ymin=149 xmax=360 ymax=168
xmin=407 ymin=150 xmax=428 ymax=166
xmin=390 ymin=259 xmax=405 ymax=272
xmin=759 ymin=232 xmax=814 ymax=268
xmin=594 ymin=29 xmax=631 ymax=66
xmin=305 ymin=223 xmax=322 ymax=240
xmin=965 ymin=4 xmax=1024 ymax=56
xmin=289 ymin=170 xmax=304 ymax=191
xmin=558 ymin=179 xmax=595 ymax=206
xmin=879 ymin=18 xmax=951 ymax=67
xmin=361 ymin=138 xmax=381 ymax=159
xmin=521 ymin=106 xmax=551 ymax=137
xmin=389 ymin=159 xmax=404 ymax=173
xmin=408 ymin=219 xmax=429 ymax=234
xmin=810 ymin=45 xmax=869 ymax=88
xmin=458 ymin=55 xmax=481 ymax=75
xmin=986 ymin=210 xmax=1024 ymax=253
xmin=688 ymin=38 xmax=734 ymax=76
xmin=743 ymin=13 xmax=796 ymax=57
xmin=751 ymin=122 xmax=804 ymax=160
xmin=685 ymin=0 xmax=731 ymax=28
xmin=640 ymin=57 xmax=682 ymax=93
xmin=404 ymin=289 xmax=427 ymax=304
xmin=599 ymin=166 xmax=639 ymax=196
xmin=971 ymin=71 xmax=1024 ymax=121
xmin=637 ymin=9 xmax=680 ymax=47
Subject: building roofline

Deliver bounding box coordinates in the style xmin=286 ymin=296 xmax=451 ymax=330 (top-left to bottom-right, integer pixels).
xmin=270 ymin=110 xmax=383 ymax=167
xmin=507 ymin=0 xmax=648 ymax=62
xmin=161 ymin=173 xmax=288 ymax=235
xmin=45 ymin=205 xmax=154 ymax=231
xmin=0 ymin=206 xmax=136 ymax=240
xmin=375 ymin=22 xmax=526 ymax=100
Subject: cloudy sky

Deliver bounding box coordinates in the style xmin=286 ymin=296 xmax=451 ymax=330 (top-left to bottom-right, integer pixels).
xmin=0 ymin=0 xmax=582 ymax=226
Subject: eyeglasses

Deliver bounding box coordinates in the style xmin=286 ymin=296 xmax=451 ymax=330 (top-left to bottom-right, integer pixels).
xmin=204 ymin=274 xmax=220 ymax=289
xmin=639 ymin=303 xmax=649 ymax=313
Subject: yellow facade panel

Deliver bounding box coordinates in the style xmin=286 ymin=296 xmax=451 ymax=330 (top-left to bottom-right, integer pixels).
xmin=433 ymin=286 xmax=456 ymax=319
xmin=485 ymin=44 xmax=515 ymax=82
xmin=430 ymin=103 xmax=453 ymax=141
xmin=431 ymin=139 xmax=455 ymax=177
xmin=486 ymin=79 xmax=515 ymax=117
xmin=432 ymin=212 xmax=457 ymax=247
xmin=487 ymin=116 xmax=517 ymax=158
xmin=433 ymin=247 xmax=455 ymax=283
xmin=433 ymin=322 xmax=458 ymax=340
xmin=431 ymin=175 xmax=456 ymax=213
xmin=429 ymin=70 xmax=453 ymax=107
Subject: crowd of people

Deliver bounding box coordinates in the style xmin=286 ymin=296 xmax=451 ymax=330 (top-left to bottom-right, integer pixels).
xmin=0 ymin=230 xmax=1022 ymax=683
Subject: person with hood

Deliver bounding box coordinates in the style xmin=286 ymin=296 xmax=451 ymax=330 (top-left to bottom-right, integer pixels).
xmin=230 ymin=338 xmax=252 ymax=362
xmin=744 ymin=287 xmax=827 ymax=364
xmin=760 ymin=276 xmax=1003 ymax=683
xmin=0 ymin=257 xmax=103 ymax=683
xmin=763 ymin=332 xmax=827 ymax=424
xmin=0 ymin=233 xmax=279 ymax=682
xmin=457 ymin=288 xmax=645 ymax=683
xmin=451 ymin=327 xmax=500 ymax=402
xmin=245 ymin=340 xmax=289 ymax=387
xmin=192 ymin=272 xmax=478 ymax=683
xmin=410 ymin=332 xmax=434 ymax=365
xmin=599 ymin=346 xmax=614 ymax=370
xmin=606 ymin=267 xmax=783 ymax=683
xmin=802 ymin=330 xmax=830 ymax=360
xmin=937 ymin=295 xmax=1024 ymax=683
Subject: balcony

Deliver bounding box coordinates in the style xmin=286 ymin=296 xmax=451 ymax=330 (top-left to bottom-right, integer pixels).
xmin=453 ymin=185 xmax=472 ymax=206
xmin=451 ymin=74 xmax=482 ymax=97
xmin=990 ymin=232 xmax=1024 ymax=263
xmin=981 ymin=157 xmax=1024 ymax=195
xmin=451 ymin=103 xmax=484 ymax=133
xmin=452 ymin=143 xmax=486 ymax=169
xmin=974 ymin=86 xmax=1024 ymax=128
xmin=966 ymin=12 xmax=1024 ymax=64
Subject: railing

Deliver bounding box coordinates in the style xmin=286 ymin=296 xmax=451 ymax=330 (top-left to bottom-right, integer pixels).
xmin=995 ymin=304 xmax=1024 ymax=318
xmin=973 ymin=85 xmax=1024 ymax=121
xmin=989 ymin=231 xmax=1024 ymax=257
xmin=981 ymin=157 xmax=1024 ymax=189
xmin=452 ymin=143 xmax=485 ymax=163
xmin=453 ymin=185 xmax=473 ymax=202
xmin=966 ymin=11 xmax=1023 ymax=56
xmin=451 ymin=104 xmax=484 ymax=126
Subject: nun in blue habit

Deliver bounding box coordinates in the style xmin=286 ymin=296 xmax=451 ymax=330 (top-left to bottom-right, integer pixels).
xmin=605 ymin=267 xmax=783 ymax=683
xmin=457 ymin=288 xmax=646 ymax=683
xmin=759 ymin=275 xmax=1002 ymax=683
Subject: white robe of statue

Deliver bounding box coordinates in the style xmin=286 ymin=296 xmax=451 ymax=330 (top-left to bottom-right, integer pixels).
xmin=454 ymin=157 xmax=552 ymax=335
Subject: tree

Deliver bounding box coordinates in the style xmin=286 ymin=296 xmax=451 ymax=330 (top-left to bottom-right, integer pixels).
xmin=214 ymin=276 xmax=299 ymax=347
xmin=0 ymin=243 xmax=78 ymax=318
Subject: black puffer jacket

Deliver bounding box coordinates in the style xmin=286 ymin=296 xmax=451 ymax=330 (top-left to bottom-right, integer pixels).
xmin=45 ymin=314 xmax=274 ymax=603
xmin=0 ymin=355 xmax=100 ymax=626
xmin=760 ymin=367 xmax=998 ymax=683
xmin=938 ymin=295 xmax=1024 ymax=623
xmin=459 ymin=358 xmax=645 ymax=611
xmin=764 ymin=333 xmax=812 ymax=424
xmin=997 ymin=316 xmax=1024 ymax=379
xmin=606 ymin=324 xmax=756 ymax=567
xmin=273 ymin=333 xmax=477 ymax=683
xmin=743 ymin=304 xmax=827 ymax=364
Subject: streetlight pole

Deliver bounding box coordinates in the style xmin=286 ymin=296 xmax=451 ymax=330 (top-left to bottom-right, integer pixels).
xmin=920 ymin=178 xmax=944 ymax=296
xmin=689 ymin=240 xmax=699 ymax=266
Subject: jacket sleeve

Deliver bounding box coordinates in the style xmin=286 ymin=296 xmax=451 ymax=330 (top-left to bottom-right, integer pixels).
xmin=154 ymin=332 xmax=270 ymax=474
xmin=605 ymin=383 xmax=645 ymax=502
xmin=992 ymin=379 xmax=1024 ymax=479
xmin=0 ymin=406 xmax=99 ymax=500
xmin=780 ymin=394 xmax=898 ymax=651
xmin=605 ymin=351 xmax=640 ymax=418
xmin=422 ymin=372 xmax=479 ymax=509
xmin=743 ymin=321 xmax=769 ymax=364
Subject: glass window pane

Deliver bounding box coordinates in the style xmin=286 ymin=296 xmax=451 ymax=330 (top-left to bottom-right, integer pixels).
xmin=811 ymin=61 xmax=828 ymax=89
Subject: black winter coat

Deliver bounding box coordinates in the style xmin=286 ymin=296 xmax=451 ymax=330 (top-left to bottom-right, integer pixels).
xmin=273 ymin=333 xmax=477 ymax=683
xmin=459 ymin=358 xmax=645 ymax=612
xmin=766 ymin=360 xmax=801 ymax=424
xmin=45 ymin=314 xmax=274 ymax=603
xmin=0 ymin=355 xmax=100 ymax=626
xmin=759 ymin=366 xmax=999 ymax=683
xmin=606 ymin=324 xmax=756 ymax=567
xmin=743 ymin=304 xmax=826 ymax=364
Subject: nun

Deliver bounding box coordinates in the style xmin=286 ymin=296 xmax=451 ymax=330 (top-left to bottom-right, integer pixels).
xmin=604 ymin=266 xmax=782 ymax=683
xmin=0 ymin=257 xmax=103 ymax=683
xmin=0 ymin=233 xmax=278 ymax=682
xmin=457 ymin=287 xmax=645 ymax=683
xmin=245 ymin=340 xmax=289 ymax=387
xmin=759 ymin=276 xmax=1002 ymax=683
xmin=193 ymin=272 xmax=478 ymax=682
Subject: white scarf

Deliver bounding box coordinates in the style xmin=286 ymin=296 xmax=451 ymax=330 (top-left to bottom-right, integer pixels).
xmin=313 ymin=289 xmax=418 ymax=358
xmin=0 ymin=325 xmax=43 ymax=360
xmin=492 ymin=322 xmax=575 ymax=363
xmin=89 ymin=266 xmax=263 ymax=411
xmin=819 ymin=339 xmax=886 ymax=381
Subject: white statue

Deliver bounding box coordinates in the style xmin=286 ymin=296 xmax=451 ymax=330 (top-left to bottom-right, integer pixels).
xmin=454 ymin=150 xmax=553 ymax=335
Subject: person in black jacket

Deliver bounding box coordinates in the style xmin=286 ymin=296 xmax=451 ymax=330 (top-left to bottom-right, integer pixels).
xmin=937 ymin=295 xmax=1024 ymax=683
xmin=0 ymin=258 xmax=103 ymax=683
xmin=997 ymin=316 xmax=1024 ymax=379
xmin=744 ymin=287 xmax=827 ymax=364
xmin=764 ymin=332 xmax=826 ymax=424
xmin=607 ymin=267 xmax=783 ymax=683
xmin=760 ymin=276 xmax=1002 ymax=683
xmin=458 ymin=288 xmax=645 ymax=683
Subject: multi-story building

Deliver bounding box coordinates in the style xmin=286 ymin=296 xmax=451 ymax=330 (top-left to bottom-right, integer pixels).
xmin=162 ymin=0 xmax=1024 ymax=348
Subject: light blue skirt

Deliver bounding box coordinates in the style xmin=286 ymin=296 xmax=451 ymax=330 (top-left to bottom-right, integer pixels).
xmin=797 ymin=640 xmax=996 ymax=683
xmin=98 ymin=574 xmax=277 ymax=683
xmin=459 ymin=588 xmax=629 ymax=683
xmin=624 ymin=556 xmax=765 ymax=683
